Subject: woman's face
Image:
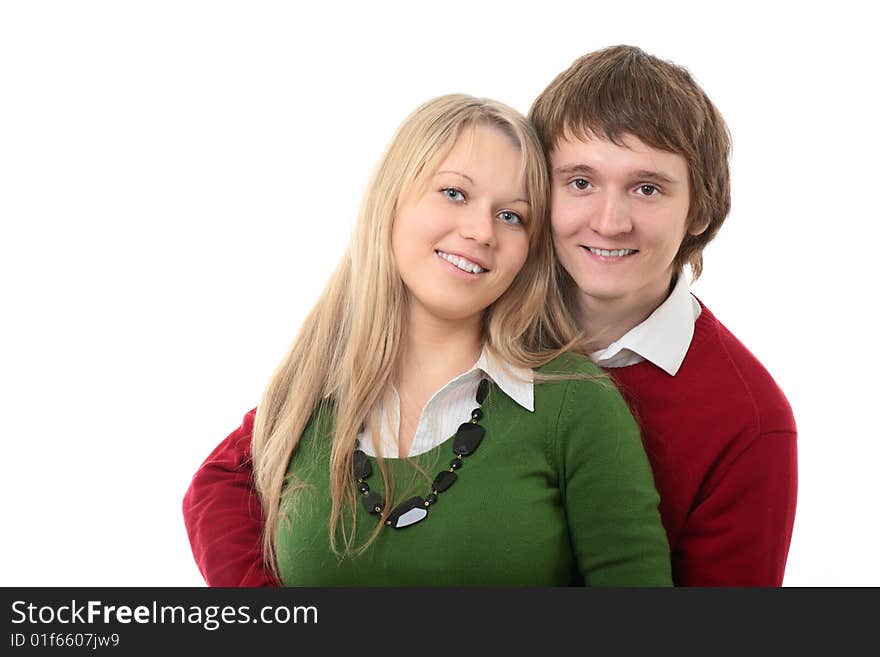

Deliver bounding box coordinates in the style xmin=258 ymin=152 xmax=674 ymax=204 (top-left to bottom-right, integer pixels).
xmin=391 ymin=123 xmax=531 ymax=326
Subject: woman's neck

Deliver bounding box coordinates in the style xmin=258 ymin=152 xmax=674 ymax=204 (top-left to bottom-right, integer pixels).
xmin=396 ymin=306 xmax=483 ymax=400
xmin=393 ymin=305 xmax=483 ymax=457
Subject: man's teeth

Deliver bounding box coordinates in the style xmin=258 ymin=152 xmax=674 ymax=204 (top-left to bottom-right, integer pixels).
xmin=436 ymin=251 xmax=485 ymax=274
xmin=586 ymin=247 xmax=636 ymax=257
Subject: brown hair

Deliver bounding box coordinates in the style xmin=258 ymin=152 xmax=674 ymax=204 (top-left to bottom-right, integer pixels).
xmin=529 ymin=45 xmax=731 ymax=279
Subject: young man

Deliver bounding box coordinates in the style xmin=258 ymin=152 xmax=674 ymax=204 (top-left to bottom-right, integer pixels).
xmin=183 ymin=46 xmax=796 ymax=586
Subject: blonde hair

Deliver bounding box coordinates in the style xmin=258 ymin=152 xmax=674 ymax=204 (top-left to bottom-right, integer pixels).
xmin=252 ymin=94 xmax=588 ymax=574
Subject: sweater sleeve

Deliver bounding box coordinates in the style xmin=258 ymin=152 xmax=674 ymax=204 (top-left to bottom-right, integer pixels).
xmin=674 ymin=430 xmax=798 ymax=586
xmin=181 ymin=409 xmax=278 ymax=587
xmin=555 ymin=378 xmax=672 ymax=587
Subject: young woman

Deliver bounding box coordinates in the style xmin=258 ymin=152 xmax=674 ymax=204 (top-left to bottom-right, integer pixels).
xmin=187 ymin=94 xmax=671 ymax=586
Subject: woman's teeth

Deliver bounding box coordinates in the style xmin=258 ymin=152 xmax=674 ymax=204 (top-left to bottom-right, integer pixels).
xmin=586 ymin=247 xmax=636 ymax=257
xmin=436 ymin=251 xmax=485 ymax=274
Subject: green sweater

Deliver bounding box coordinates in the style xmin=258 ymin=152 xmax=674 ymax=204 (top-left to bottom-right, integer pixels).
xmin=276 ymin=354 xmax=672 ymax=586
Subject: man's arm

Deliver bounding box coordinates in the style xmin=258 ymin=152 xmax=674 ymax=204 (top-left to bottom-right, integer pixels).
xmin=182 ymin=409 xmax=278 ymax=586
xmin=673 ymin=430 xmax=798 ymax=586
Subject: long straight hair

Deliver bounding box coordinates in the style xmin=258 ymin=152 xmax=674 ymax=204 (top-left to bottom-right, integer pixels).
xmin=252 ymin=94 xmax=589 ymax=573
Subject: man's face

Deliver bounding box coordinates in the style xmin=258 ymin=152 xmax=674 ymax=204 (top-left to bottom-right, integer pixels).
xmin=549 ymin=132 xmax=704 ymax=317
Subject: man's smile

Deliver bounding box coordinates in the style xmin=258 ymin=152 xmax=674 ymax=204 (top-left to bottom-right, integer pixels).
xmin=581 ymin=246 xmax=638 ymax=258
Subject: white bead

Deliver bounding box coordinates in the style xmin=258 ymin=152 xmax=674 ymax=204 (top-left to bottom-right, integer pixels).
xmin=393 ymin=507 xmax=428 ymax=528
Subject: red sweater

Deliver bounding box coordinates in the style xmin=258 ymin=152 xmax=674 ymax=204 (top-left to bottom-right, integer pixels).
xmin=182 ymin=408 xmax=278 ymax=587
xmin=182 ymin=301 xmax=797 ymax=586
xmin=607 ymin=302 xmax=797 ymax=585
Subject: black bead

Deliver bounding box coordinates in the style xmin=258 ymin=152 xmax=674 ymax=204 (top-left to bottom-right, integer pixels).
xmin=353 ymin=449 xmax=371 ymax=480
xmin=471 ymin=408 xmax=483 ymax=421
xmin=425 ymin=494 xmax=438 ymax=506
xmin=453 ymin=422 xmax=485 ymax=456
xmin=433 ymin=470 xmax=457 ymax=492
xmin=476 ymin=378 xmax=490 ymax=404
xmin=362 ymin=491 xmax=384 ymax=514
xmin=386 ymin=497 xmax=428 ymax=529
xmin=357 ymin=481 xmax=370 ymax=494
xmin=450 ymin=458 xmax=462 ymax=470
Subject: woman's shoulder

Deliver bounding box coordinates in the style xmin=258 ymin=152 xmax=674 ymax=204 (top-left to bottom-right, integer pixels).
xmin=535 ymin=351 xmax=605 ymax=377
xmin=532 ymin=352 xmax=630 ymax=423
xmin=530 ymin=352 xmax=644 ymax=480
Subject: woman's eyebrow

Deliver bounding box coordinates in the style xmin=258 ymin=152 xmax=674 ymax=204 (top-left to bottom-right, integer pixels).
xmin=436 ymin=169 xmax=529 ymax=205
xmin=435 ymin=170 xmax=474 ymax=183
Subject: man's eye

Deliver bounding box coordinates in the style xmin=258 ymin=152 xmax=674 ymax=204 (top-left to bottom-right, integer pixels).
xmin=497 ymin=210 xmax=523 ymax=226
xmin=569 ymin=178 xmax=591 ymax=191
xmin=637 ymin=184 xmax=659 ymax=196
xmin=442 ymin=187 xmax=465 ymax=202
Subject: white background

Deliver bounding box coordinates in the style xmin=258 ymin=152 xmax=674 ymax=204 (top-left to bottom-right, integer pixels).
xmin=1 ymin=1 xmax=877 ymax=586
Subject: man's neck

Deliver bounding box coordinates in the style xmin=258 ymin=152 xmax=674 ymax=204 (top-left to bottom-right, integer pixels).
xmin=578 ymin=274 xmax=679 ymax=350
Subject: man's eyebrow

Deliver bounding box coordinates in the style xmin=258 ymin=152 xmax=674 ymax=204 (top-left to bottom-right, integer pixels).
xmin=552 ymin=164 xmax=597 ymax=177
xmin=435 ymin=170 xmax=474 ymax=184
xmin=632 ymin=169 xmax=679 ymax=185
xmin=553 ymin=164 xmax=680 ymax=185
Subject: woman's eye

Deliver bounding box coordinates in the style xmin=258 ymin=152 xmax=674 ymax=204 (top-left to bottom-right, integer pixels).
xmin=569 ymin=178 xmax=591 ymax=191
xmin=637 ymin=184 xmax=659 ymax=196
xmin=442 ymin=187 xmax=465 ymax=202
xmin=497 ymin=210 xmax=523 ymax=226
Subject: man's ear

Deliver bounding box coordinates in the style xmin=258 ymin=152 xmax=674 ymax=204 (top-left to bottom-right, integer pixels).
xmin=688 ymin=217 xmax=709 ymax=237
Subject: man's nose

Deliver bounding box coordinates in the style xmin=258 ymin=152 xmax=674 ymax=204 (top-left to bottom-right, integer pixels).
xmin=589 ymin=192 xmax=633 ymax=236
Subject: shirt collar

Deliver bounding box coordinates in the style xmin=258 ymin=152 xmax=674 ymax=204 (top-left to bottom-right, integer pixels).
xmin=474 ymin=348 xmax=534 ymax=412
xmin=591 ymin=273 xmax=701 ymax=376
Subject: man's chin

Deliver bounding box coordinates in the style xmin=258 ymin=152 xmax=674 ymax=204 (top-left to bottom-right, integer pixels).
xmin=575 ymin=283 xmax=630 ymax=305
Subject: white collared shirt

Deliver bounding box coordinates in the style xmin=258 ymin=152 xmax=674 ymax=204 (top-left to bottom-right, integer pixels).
xmin=590 ymin=273 xmax=701 ymax=376
xmin=359 ymin=349 xmax=534 ymax=458
xmin=360 ymin=276 xmax=698 ymax=457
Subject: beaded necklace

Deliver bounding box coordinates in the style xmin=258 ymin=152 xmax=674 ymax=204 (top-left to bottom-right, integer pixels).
xmin=353 ymin=378 xmax=490 ymax=529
